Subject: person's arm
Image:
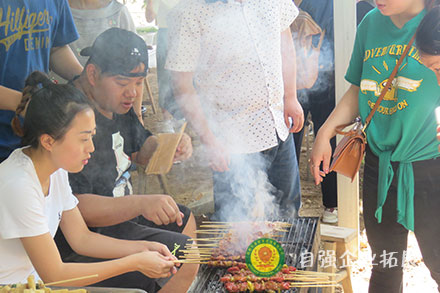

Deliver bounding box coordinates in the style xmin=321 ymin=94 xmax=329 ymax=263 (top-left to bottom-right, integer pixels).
xmin=281 ymin=28 xmax=304 ymax=133
xmin=171 ymin=71 xmax=230 ymax=172
xmin=0 ymin=86 xmax=23 ymax=112
xmin=49 ymin=45 xmax=83 ymax=81
xmin=134 ymin=85 xmax=144 ymax=126
xmin=21 ymin=207 xmax=177 ymax=286
xmin=145 ymin=0 xmax=157 ymax=23
xmin=76 ymin=193 xmax=184 ymax=227
xmin=309 ymin=84 xmax=360 ymax=184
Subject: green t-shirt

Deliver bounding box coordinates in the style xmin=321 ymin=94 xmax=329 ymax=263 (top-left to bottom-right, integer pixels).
xmin=345 ymin=8 xmax=440 ymax=231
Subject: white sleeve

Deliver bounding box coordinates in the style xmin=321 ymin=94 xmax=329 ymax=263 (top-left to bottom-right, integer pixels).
xmin=280 ymin=0 xmax=299 ymax=31
xmin=0 ymin=180 xmax=48 ymax=239
xmin=165 ymin=2 xmax=201 ymax=72
xmin=59 ymin=170 xmax=79 ymax=212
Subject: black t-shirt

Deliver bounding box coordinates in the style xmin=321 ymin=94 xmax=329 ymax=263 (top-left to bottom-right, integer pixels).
xmin=69 ymin=108 xmax=151 ymax=197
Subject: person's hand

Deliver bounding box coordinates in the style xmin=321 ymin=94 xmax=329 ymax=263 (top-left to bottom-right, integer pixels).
xmin=138 ymin=194 xmax=184 ymax=226
xmin=309 ymin=134 xmax=332 ymax=185
xmin=174 ymin=133 xmax=193 ymax=162
xmin=143 ymin=241 xmax=171 ymax=254
xmin=204 ymin=136 xmax=230 ymax=172
xmin=144 ymin=241 xmax=181 ymax=267
xmin=437 ymin=125 xmax=440 ymax=152
xmin=134 ymin=251 xmax=178 ymax=278
xmin=284 ymin=97 xmax=304 ymax=133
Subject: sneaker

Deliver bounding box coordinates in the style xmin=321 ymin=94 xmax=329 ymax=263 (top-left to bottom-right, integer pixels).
xmin=322 ymin=208 xmax=338 ymax=224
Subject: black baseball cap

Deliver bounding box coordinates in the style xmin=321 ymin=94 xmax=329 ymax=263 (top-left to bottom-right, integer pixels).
xmin=80 ymin=28 xmax=149 ymax=77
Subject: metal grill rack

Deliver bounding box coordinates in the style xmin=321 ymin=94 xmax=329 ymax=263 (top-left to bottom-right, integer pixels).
xmin=188 ymin=217 xmax=320 ymax=293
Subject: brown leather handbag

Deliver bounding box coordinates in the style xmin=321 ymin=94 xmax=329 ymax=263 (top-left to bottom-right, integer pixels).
xmin=329 ymin=33 xmax=417 ymax=181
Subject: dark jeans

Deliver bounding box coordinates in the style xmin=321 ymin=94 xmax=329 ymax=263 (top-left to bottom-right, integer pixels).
xmin=293 ymin=89 xmax=337 ymax=208
xmin=55 ymin=204 xmax=192 ymax=292
xmin=212 ymin=133 xmax=301 ymax=220
xmin=363 ymin=147 xmax=440 ymax=293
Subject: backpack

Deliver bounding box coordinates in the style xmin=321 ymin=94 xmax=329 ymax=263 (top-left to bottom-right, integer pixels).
xmin=291 ymin=0 xmax=325 ymax=90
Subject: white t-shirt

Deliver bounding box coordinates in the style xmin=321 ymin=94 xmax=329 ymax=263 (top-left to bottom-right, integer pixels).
xmin=0 ymin=148 xmax=78 ymax=284
xmin=166 ymin=0 xmax=298 ymax=154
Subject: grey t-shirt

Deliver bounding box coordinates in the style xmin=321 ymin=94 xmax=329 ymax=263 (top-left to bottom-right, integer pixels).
xmin=69 ymin=0 xmax=136 ymax=66
xmin=51 ymin=1 xmax=136 ymax=82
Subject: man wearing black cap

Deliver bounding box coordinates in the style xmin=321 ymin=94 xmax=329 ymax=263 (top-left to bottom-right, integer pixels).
xmin=54 ymin=28 xmax=198 ymax=293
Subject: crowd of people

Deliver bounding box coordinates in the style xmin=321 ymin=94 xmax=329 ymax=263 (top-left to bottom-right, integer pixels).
xmin=0 ymin=0 xmax=439 ymax=292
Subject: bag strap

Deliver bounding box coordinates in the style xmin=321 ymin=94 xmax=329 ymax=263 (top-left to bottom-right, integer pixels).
xmin=364 ymin=0 xmax=435 ymax=129
xmin=363 ymin=33 xmax=416 ymax=129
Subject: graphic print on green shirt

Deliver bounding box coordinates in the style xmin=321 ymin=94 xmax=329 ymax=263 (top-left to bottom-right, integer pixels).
xmin=345 ymin=8 xmax=440 ymax=231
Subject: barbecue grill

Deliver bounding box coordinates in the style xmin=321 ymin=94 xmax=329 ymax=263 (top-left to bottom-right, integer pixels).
xmin=188 ymin=217 xmax=320 ymax=293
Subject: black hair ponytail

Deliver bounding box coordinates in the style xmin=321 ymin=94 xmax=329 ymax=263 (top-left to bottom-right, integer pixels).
xmin=11 ymin=71 xmax=92 ymax=148
xmin=11 ymin=72 xmax=53 ymax=137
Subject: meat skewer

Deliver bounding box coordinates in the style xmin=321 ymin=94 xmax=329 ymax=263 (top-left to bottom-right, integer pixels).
xmin=224 ymin=280 xmax=291 ymax=292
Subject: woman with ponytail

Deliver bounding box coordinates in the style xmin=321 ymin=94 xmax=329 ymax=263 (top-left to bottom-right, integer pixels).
xmin=310 ymin=0 xmax=440 ymax=291
xmin=0 ymin=71 xmax=179 ymax=287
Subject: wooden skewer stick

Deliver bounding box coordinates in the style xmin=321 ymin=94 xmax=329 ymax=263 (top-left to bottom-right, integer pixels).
xmin=198 ymin=225 xmax=234 ymax=228
xmin=189 ymin=238 xmax=222 ymax=241
xmin=195 ymin=228 xmax=229 ymax=231
xmin=201 ymin=221 xmax=236 ymax=224
xmin=182 ymin=246 xmax=215 ymax=249
xmin=286 ymin=274 xmax=334 ymax=279
xmin=288 ymin=270 xmax=338 ymax=274
xmin=286 ymin=273 xmax=332 ymax=277
xmin=180 ymin=254 xmax=211 ymax=257
xmin=290 ymin=284 xmax=340 ymax=288
xmin=186 ymin=242 xmax=217 ymax=245
xmin=289 ymin=281 xmax=337 ymax=285
xmin=201 ymin=221 xmax=291 ymax=226
xmin=182 ymin=249 xmax=213 ymax=252
xmin=274 ymin=228 xmax=290 ymax=232
xmin=184 ymin=246 xmax=217 ymax=249
xmin=185 ymin=242 xmax=219 ymax=245
xmin=284 ymin=277 xmax=330 ymax=282
xmin=45 ymin=274 xmax=99 ymax=286
xmin=290 ymin=270 xmax=333 ymax=273
xmin=174 ymin=260 xmax=209 ymax=264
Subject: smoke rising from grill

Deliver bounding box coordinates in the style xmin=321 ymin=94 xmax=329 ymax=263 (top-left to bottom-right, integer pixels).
xmin=211 ymin=152 xmax=284 ymax=222
xmin=164 ymin=1 xmax=303 ymax=223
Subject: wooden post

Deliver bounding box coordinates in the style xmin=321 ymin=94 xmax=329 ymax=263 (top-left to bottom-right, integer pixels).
xmin=333 ymin=0 xmax=359 ymax=257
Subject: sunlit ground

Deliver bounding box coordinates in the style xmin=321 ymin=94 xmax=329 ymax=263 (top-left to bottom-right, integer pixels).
xmin=351 ymin=230 xmax=438 ymax=293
